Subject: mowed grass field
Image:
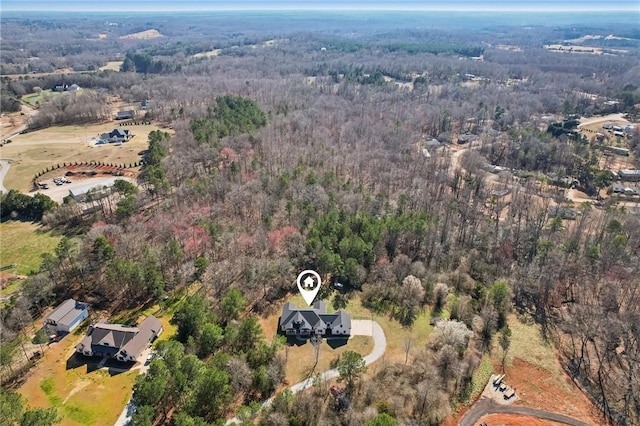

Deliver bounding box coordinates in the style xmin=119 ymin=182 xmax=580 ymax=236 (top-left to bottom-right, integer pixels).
xmin=0 ymin=122 xmax=165 ymax=191
xmin=0 ymin=221 xmax=62 ymax=275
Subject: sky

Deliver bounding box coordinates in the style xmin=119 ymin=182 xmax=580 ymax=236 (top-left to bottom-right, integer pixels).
xmin=2 ymin=0 xmax=639 ymax=12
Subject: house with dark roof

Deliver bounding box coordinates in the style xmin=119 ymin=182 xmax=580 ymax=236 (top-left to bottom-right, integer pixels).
xmin=75 ymin=315 xmax=163 ymax=362
xmin=279 ymin=301 xmax=351 ymax=338
xmin=44 ymin=299 xmax=90 ymax=334
xmin=52 ymin=84 xmax=68 ymax=92
xmin=100 ymin=128 xmax=132 ymax=143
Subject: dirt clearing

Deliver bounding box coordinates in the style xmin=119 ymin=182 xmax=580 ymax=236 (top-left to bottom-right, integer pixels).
xmin=444 ymin=315 xmax=602 ymax=426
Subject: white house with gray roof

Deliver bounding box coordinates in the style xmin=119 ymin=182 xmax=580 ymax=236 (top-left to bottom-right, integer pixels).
xmin=279 ymin=301 xmax=351 ymax=338
xmin=44 ymin=299 xmax=90 ymax=334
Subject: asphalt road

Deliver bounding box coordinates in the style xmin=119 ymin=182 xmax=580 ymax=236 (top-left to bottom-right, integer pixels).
xmin=225 ymin=319 xmax=387 ymax=425
xmin=459 ymin=398 xmax=594 ymax=426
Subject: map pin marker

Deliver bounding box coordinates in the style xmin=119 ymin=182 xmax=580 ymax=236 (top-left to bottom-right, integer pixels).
xmin=296 ymin=270 xmax=322 ymax=306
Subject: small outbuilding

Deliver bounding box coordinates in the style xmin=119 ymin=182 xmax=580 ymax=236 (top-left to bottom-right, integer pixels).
xmin=115 ymin=110 xmax=135 ymax=120
xmin=44 ymin=299 xmax=90 ymax=334
xmin=619 ymin=169 xmax=640 ymax=182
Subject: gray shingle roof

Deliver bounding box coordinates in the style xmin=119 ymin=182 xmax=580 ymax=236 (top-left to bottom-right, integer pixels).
xmin=45 ymin=299 xmax=89 ymax=327
xmin=279 ymin=302 xmax=350 ymax=336
xmin=75 ymin=316 xmax=162 ymax=360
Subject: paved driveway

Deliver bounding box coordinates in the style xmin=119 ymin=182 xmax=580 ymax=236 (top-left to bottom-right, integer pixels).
xmin=0 ymin=160 xmax=12 ymax=193
xmin=459 ymin=398 xmax=594 ymax=426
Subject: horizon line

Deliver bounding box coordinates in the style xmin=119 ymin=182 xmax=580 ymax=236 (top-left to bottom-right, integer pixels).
xmin=3 ymin=7 xmax=639 ymax=12
xmin=2 ymin=1 xmax=639 ymax=13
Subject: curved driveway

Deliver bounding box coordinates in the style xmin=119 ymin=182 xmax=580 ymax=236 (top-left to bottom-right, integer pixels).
xmin=287 ymin=320 xmax=386 ymax=394
xmin=226 ymin=319 xmax=386 ymax=425
xmin=459 ymin=398 xmax=593 ymax=426
xmin=0 ymin=160 xmax=10 ymax=193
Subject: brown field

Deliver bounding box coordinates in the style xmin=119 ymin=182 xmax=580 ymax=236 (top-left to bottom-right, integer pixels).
xmin=99 ymin=61 xmax=123 ymax=71
xmin=0 ymin=122 xmax=167 ymax=191
xmin=119 ymin=29 xmax=163 ymax=40
xmin=193 ymin=49 xmax=222 ymax=58
xmin=282 ymin=336 xmax=374 ymax=386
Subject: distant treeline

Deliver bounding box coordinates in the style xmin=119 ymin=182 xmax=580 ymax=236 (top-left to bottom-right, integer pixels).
xmin=317 ymin=39 xmax=483 ymax=57
xmin=383 ymin=43 xmax=484 ymax=57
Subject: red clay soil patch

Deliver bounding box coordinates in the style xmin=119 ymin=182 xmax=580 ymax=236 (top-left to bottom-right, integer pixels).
xmin=496 ymin=358 xmax=601 ymax=425
xmin=477 ymin=413 xmax=566 ymax=425
xmin=443 ymin=357 xmax=602 ymax=426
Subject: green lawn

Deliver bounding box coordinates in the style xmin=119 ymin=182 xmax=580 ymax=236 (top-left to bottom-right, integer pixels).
xmin=0 ymin=221 xmax=62 ymax=275
xmin=21 ymin=90 xmax=64 ymax=108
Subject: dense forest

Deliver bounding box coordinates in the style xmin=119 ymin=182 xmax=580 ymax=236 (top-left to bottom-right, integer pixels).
xmin=1 ymin=10 xmax=639 ymax=426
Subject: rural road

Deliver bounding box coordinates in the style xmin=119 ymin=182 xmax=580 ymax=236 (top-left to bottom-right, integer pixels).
xmin=459 ymin=398 xmax=593 ymax=426
xmin=225 ymin=319 xmax=386 ymax=425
